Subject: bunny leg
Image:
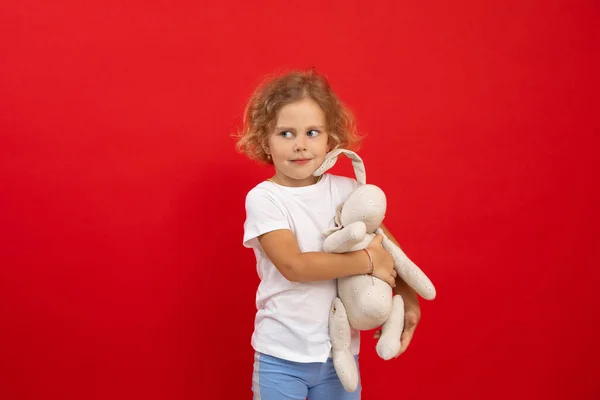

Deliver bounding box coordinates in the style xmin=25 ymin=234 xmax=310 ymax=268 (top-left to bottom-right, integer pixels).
xmin=376 ymin=295 xmax=405 ymax=360
xmin=330 ymin=298 xmax=359 ymax=392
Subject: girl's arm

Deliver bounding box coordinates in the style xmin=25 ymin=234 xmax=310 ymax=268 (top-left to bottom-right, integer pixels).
xmin=258 ymin=229 xmax=397 ymax=287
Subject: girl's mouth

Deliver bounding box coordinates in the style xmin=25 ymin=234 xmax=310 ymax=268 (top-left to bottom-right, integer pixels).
xmin=291 ymin=159 xmax=311 ymax=165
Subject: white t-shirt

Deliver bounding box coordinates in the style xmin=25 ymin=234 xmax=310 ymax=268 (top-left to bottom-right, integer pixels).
xmin=243 ymin=173 xmax=361 ymax=363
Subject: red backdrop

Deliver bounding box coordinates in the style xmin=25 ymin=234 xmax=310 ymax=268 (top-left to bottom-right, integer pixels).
xmin=1 ymin=0 xmax=599 ymax=399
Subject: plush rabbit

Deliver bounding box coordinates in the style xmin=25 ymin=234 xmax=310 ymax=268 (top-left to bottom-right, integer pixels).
xmin=312 ymin=149 xmax=436 ymax=392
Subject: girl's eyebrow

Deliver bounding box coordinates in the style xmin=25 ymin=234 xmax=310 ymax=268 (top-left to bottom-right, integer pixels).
xmin=275 ymin=125 xmax=326 ymax=131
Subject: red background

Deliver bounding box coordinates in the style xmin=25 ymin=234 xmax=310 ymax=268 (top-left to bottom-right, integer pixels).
xmin=1 ymin=0 xmax=599 ymax=399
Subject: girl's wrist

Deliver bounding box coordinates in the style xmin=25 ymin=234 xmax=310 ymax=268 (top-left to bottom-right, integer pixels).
xmin=362 ymin=248 xmax=374 ymax=275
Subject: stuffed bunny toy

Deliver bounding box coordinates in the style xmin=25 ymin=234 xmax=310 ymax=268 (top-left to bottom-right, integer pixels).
xmin=312 ymin=149 xmax=437 ymax=392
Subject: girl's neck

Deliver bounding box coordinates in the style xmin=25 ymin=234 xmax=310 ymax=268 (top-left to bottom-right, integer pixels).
xmin=267 ymin=173 xmax=323 ymax=187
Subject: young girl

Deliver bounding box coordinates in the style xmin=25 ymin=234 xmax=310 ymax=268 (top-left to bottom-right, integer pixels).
xmin=236 ymin=69 xmax=421 ymax=399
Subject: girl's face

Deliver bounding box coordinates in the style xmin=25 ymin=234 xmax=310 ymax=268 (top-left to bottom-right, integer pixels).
xmin=265 ymin=98 xmax=330 ymax=187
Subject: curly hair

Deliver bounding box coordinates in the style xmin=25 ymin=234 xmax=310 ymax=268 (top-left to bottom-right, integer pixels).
xmin=234 ymin=69 xmax=362 ymax=164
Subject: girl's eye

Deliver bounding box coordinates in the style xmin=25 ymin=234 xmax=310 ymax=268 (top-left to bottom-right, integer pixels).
xmin=307 ymin=130 xmax=320 ymax=137
xmin=279 ymin=131 xmax=293 ymax=138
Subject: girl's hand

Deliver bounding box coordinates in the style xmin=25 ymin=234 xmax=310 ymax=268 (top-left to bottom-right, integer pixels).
xmin=366 ymin=234 xmax=396 ymax=287
xmin=374 ymin=308 xmax=420 ymax=357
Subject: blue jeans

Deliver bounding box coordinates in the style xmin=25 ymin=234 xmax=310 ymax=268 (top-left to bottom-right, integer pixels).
xmin=252 ymin=352 xmax=361 ymax=399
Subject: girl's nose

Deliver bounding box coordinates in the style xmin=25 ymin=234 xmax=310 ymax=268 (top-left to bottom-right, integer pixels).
xmin=294 ymin=136 xmax=307 ymax=152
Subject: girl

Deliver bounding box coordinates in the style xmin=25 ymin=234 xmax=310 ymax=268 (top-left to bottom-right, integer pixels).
xmin=236 ymin=69 xmax=421 ymax=399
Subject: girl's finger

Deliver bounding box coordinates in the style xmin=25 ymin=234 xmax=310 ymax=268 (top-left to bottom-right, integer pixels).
xmin=397 ymin=331 xmax=413 ymax=356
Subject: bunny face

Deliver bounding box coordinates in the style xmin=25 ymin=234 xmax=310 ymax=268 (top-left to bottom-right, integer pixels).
xmin=340 ymin=184 xmax=387 ymax=233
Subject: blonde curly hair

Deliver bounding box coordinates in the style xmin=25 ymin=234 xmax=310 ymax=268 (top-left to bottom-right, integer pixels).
xmin=235 ymin=69 xmax=362 ymax=164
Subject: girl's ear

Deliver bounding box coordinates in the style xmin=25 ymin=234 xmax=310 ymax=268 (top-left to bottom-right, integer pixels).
xmin=261 ymin=136 xmax=271 ymax=155
xmin=262 ymin=144 xmax=272 ymax=162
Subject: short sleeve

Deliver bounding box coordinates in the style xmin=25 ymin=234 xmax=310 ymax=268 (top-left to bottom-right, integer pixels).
xmin=243 ymin=188 xmax=290 ymax=249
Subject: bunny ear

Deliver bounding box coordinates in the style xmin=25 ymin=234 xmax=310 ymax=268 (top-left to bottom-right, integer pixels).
xmin=312 ymin=149 xmax=344 ymax=176
xmin=313 ymin=149 xmax=366 ymax=184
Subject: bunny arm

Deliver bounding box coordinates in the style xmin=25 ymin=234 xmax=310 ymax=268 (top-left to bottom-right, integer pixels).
xmin=377 ymin=228 xmax=437 ymax=300
xmin=323 ymin=221 xmax=368 ymax=253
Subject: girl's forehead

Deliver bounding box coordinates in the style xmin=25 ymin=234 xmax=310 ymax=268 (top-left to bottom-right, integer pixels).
xmin=276 ymin=98 xmax=326 ymax=125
